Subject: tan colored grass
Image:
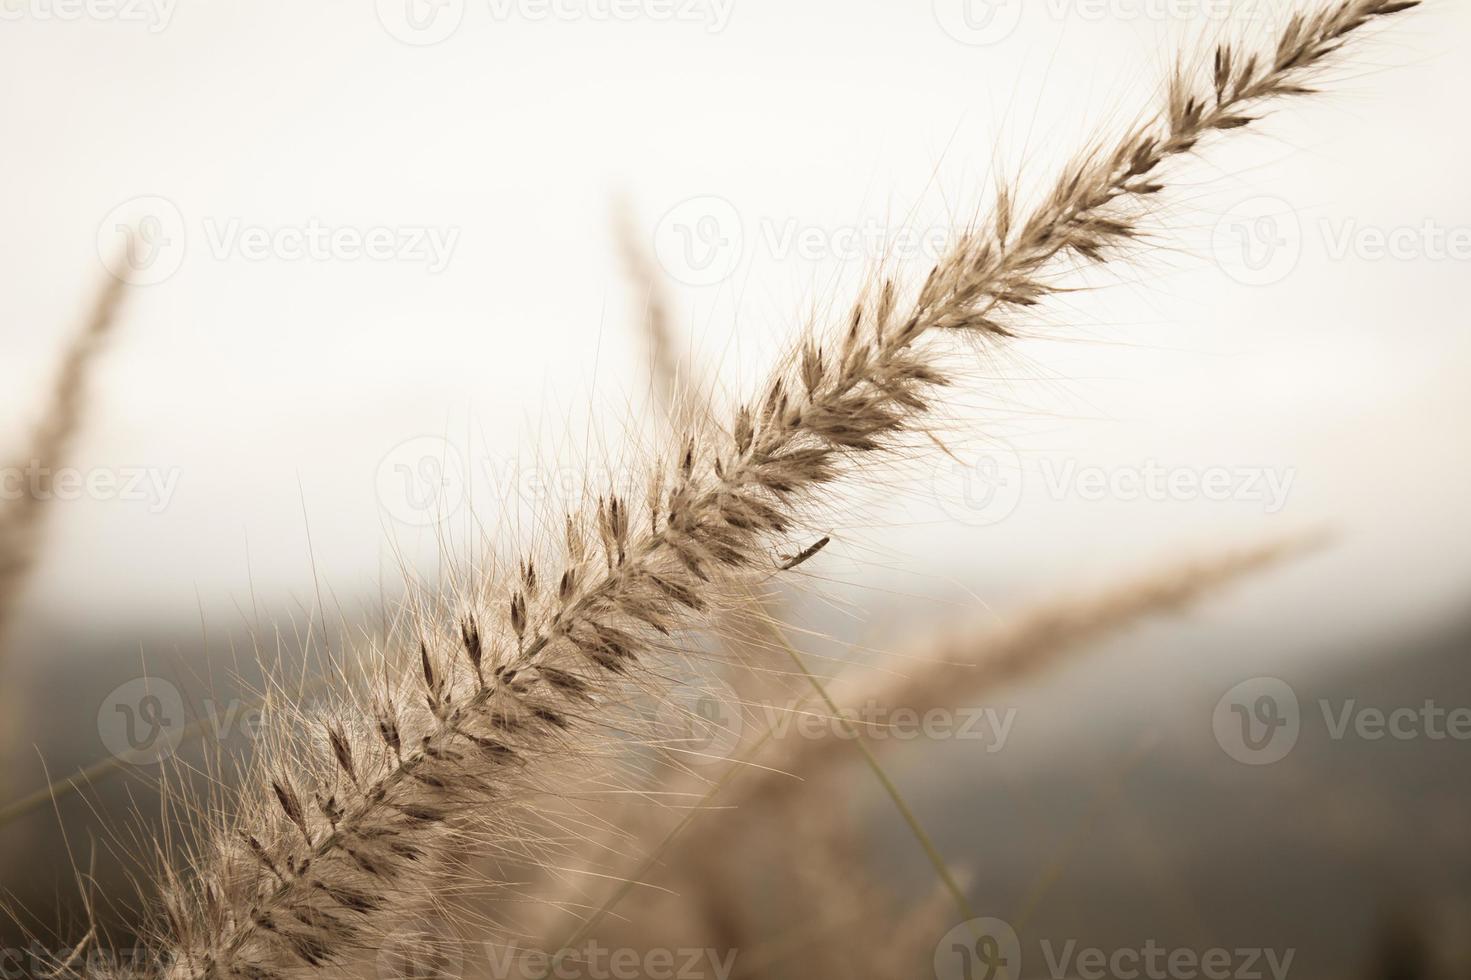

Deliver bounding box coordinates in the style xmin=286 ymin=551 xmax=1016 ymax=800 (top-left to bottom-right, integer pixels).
xmin=0 ymin=268 xmax=129 ymax=645
xmin=615 ymin=197 xmax=699 ymax=431
xmin=566 ymin=535 xmax=1312 ymax=976
xmin=88 ymin=5 xmax=1419 ymax=978
xmin=737 ymin=534 xmax=1323 ymax=805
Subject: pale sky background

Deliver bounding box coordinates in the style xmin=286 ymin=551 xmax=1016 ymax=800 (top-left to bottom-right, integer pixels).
xmin=2 ymin=5 xmax=1469 ymax=964
xmin=1 ymin=0 xmax=1467 ymax=677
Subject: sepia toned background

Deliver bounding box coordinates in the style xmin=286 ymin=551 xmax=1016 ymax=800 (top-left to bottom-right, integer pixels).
xmin=1 ymin=1 xmax=1468 ymax=977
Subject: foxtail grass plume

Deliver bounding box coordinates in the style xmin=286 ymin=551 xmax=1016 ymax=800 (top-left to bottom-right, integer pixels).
xmin=95 ymin=4 xmax=1419 ymax=977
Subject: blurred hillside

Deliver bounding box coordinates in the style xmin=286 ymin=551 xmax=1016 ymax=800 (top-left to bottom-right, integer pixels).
xmin=4 ymin=586 xmax=1466 ymax=977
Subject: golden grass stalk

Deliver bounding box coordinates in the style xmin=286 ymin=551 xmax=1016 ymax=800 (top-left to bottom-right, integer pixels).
xmin=577 ymin=536 xmax=1309 ymax=973
xmin=737 ymin=535 xmax=1322 ymax=803
xmin=607 ymin=215 xmax=964 ymax=962
xmin=0 ymin=263 xmax=128 ymax=911
xmin=614 ymin=198 xmax=699 ymax=430
xmin=118 ymin=5 xmax=1416 ymax=977
xmin=613 ymin=199 xmax=797 ymax=707
xmin=0 ymin=269 xmax=129 ymax=644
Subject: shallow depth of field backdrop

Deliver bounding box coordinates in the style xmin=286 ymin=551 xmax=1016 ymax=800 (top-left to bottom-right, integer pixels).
xmin=1 ymin=1 xmax=1469 ymax=977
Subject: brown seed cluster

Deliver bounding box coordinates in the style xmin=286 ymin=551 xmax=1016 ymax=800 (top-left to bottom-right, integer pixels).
xmin=140 ymin=4 xmax=1418 ymax=978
